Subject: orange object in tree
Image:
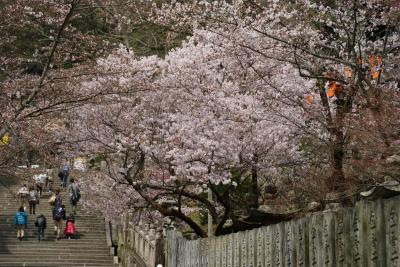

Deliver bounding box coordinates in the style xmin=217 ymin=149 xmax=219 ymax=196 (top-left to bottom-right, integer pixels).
xmin=369 ymin=55 xmax=376 ymax=71
xmin=369 ymin=55 xmax=383 ymax=80
xmin=305 ymin=95 xmax=313 ymax=104
xmin=326 ymin=81 xmax=343 ymax=98
xmin=326 ymin=82 xmax=336 ymax=98
xmin=372 ymin=70 xmax=380 ymax=79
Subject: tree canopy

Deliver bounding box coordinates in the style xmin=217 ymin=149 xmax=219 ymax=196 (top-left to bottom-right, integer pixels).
xmin=1 ymin=0 xmax=399 ymax=236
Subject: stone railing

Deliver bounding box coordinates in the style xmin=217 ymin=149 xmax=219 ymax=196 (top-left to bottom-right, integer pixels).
xmin=165 ymin=195 xmax=400 ymax=267
xmin=114 ymin=212 xmax=165 ymax=267
xmin=111 ymin=195 xmax=400 ymax=266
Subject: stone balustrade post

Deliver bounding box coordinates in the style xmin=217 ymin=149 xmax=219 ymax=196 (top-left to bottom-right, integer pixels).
xmin=122 ymin=214 xmax=127 ymax=244
xmin=134 ymin=223 xmax=140 ymax=255
xmin=129 ymin=227 xmax=135 ymax=250
xmin=117 ymin=224 xmax=124 ymax=246
xmin=144 ymin=223 xmax=151 ymax=262
xmin=148 ymin=224 xmax=156 ymax=266
xmin=116 ymin=224 xmax=125 ymax=266
xmin=138 ymin=221 xmax=145 ymax=258
xmin=126 ymin=211 xmax=134 ymax=247
xmin=140 ymin=223 xmax=149 ymax=259
xmin=155 ymin=228 xmax=165 ymax=267
xmin=115 ymin=217 xmax=167 ymax=267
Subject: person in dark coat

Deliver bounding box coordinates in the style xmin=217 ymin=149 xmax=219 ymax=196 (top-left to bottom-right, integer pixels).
xmin=35 ymin=214 xmax=47 ymax=241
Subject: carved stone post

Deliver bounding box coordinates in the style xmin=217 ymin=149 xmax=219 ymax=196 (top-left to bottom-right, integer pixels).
xmin=144 ymin=223 xmax=150 ymax=261
xmin=148 ymin=224 xmax=156 ymax=266
xmin=129 ymin=227 xmax=135 ymax=250
xmin=155 ymin=228 xmax=165 ymax=267
xmin=139 ymin=222 xmax=146 ymax=258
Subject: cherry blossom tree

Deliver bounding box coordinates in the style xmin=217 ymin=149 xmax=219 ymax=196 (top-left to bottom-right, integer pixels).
xmin=68 ymin=30 xmax=315 ymax=236
xmin=153 ymin=0 xmax=400 ymax=190
xmin=68 ymin=0 xmax=400 ymax=236
xmin=2 ymin=0 xmax=398 ymax=236
xmin=0 ymin=0 xmax=145 ymax=168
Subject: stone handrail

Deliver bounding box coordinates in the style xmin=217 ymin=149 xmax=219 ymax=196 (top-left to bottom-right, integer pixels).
xmin=165 ymin=195 xmax=400 ymax=267
xmin=116 ymin=212 xmax=165 ymax=267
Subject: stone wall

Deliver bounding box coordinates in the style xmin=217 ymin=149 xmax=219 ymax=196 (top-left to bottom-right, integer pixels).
xmin=165 ymin=195 xmax=400 ymax=267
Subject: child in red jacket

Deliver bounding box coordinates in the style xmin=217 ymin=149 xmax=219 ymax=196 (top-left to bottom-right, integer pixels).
xmin=64 ymin=214 xmax=76 ymax=239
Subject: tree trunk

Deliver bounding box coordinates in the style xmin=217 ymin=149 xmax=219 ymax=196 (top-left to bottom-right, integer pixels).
xmin=331 ymin=133 xmax=345 ymax=191
xmin=329 ymin=98 xmax=346 ymax=191
xmin=249 ymin=154 xmax=259 ymax=209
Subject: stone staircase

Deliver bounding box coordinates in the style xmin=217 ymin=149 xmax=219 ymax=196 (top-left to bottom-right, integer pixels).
xmin=0 ymin=175 xmax=115 ymax=266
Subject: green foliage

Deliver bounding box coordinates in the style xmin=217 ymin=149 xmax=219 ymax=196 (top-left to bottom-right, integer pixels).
xmin=0 ymin=26 xmax=50 ymax=59
xmin=127 ymin=22 xmax=188 ymax=57
xmin=71 ymin=9 xmax=112 ymax=35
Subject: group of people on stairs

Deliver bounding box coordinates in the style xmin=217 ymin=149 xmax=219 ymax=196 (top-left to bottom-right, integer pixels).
xmin=14 ymin=164 xmax=81 ymax=241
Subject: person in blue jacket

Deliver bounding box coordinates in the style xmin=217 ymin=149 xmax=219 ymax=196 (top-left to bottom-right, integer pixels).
xmin=15 ymin=206 xmax=28 ymax=241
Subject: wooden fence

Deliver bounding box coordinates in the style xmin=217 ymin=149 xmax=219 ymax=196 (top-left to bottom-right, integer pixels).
xmin=166 ymin=195 xmax=400 ymax=267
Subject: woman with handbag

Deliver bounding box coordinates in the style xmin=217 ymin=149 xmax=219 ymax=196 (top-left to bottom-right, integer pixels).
xmin=48 ymin=189 xmax=62 ymax=207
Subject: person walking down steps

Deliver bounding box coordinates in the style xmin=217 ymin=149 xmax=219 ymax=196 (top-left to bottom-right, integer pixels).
xmin=14 ymin=206 xmax=28 ymax=241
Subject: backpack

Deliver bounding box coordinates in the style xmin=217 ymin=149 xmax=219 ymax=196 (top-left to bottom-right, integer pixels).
xmin=64 ymin=221 xmax=76 ymax=235
xmin=71 ymin=187 xmax=81 ymax=202
xmin=28 ymin=190 xmax=37 ymax=202
xmin=62 ymin=164 xmax=70 ymax=173
xmin=75 ymin=191 xmax=81 ymax=201
xmin=35 ymin=215 xmax=46 ymax=228
xmin=53 ymin=207 xmax=64 ymax=221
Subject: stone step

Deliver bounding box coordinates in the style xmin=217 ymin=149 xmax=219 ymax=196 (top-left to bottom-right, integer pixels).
xmin=2 ymin=239 xmax=106 ymax=244
xmin=0 ymin=263 xmax=114 ymax=267
xmin=0 ymin=244 xmax=110 ymax=250
xmin=0 ymin=239 xmax=108 ymax=244
xmin=0 ymin=247 xmax=109 ymax=253
xmin=0 ymin=228 xmax=105 ymax=233
xmin=0 ymin=264 xmax=114 ymax=267
xmin=0 ymin=259 xmax=114 ymax=265
xmin=0 ymin=178 xmax=115 ymax=266
xmin=0 ymin=225 xmax=106 ymax=230
xmin=0 ymin=254 xmax=114 ymax=260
